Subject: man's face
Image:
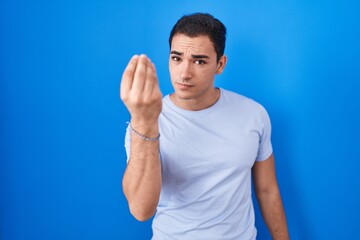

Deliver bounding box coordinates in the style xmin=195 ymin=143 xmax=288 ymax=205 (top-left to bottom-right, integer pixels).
xmin=169 ymin=34 xmax=226 ymax=110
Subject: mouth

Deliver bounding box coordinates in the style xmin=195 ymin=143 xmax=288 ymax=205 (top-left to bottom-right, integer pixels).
xmin=175 ymin=81 xmax=194 ymax=90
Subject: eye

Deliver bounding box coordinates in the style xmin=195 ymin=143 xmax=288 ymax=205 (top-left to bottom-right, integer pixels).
xmin=194 ymin=59 xmax=206 ymax=65
xmin=171 ymin=56 xmax=181 ymax=62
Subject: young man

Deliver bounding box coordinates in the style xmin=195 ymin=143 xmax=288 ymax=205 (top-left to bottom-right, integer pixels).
xmin=120 ymin=13 xmax=289 ymax=240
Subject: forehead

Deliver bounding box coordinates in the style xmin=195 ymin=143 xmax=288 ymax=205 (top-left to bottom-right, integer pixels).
xmin=171 ymin=34 xmax=216 ymax=55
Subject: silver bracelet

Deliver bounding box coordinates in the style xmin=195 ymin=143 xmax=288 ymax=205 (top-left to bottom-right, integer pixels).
xmin=129 ymin=123 xmax=160 ymax=141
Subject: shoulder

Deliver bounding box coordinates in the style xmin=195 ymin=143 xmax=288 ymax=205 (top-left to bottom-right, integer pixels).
xmin=220 ymin=88 xmax=268 ymax=115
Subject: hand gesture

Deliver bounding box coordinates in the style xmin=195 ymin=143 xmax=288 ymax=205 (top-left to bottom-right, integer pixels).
xmin=120 ymin=55 xmax=162 ymax=129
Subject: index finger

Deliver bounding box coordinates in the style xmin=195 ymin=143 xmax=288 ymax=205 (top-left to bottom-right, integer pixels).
xmin=120 ymin=55 xmax=139 ymax=98
xmin=143 ymin=60 xmax=159 ymax=97
xmin=131 ymin=54 xmax=148 ymax=92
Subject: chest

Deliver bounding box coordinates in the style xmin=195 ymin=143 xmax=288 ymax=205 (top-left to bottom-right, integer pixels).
xmin=159 ymin=113 xmax=261 ymax=182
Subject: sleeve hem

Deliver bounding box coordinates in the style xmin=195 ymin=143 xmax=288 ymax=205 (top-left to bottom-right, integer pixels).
xmin=255 ymin=149 xmax=273 ymax=162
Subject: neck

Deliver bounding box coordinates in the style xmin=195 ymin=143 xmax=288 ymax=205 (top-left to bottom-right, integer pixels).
xmin=170 ymin=88 xmax=220 ymax=111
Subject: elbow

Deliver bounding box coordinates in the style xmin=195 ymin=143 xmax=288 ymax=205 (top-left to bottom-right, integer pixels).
xmin=131 ymin=211 xmax=153 ymax=222
xmin=129 ymin=204 xmax=156 ymax=222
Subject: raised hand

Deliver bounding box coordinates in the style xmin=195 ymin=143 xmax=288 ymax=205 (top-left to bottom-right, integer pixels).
xmin=121 ymin=55 xmax=163 ymax=221
xmin=120 ymin=54 xmax=162 ymax=134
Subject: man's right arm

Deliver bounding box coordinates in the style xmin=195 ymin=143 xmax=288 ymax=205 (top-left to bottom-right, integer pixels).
xmin=120 ymin=54 xmax=163 ymax=221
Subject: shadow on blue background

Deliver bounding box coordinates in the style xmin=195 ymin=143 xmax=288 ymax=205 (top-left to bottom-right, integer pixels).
xmin=1 ymin=0 xmax=360 ymax=239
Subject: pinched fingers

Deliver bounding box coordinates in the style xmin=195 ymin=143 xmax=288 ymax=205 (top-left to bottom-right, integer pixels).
xmin=120 ymin=55 xmax=139 ymax=100
xmin=143 ymin=60 xmax=161 ymax=101
xmin=131 ymin=54 xmax=148 ymax=93
xmin=120 ymin=54 xmax=162 ymax=120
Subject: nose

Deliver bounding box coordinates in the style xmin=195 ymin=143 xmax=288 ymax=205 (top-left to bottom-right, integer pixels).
xmin=180 ymin=61 xmax=192 ymax=80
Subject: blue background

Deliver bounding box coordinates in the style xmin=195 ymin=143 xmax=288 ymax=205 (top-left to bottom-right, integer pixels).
xmin=1 ymin=0 xmax=359 ymax=239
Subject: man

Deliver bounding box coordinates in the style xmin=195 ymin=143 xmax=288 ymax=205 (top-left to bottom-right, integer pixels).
xmin=120 ymin=13 xmax=289 ymax=240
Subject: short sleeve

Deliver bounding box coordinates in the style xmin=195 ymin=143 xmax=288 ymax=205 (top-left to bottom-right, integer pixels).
xmin=255 ymin=106 xmax=273 ymax=161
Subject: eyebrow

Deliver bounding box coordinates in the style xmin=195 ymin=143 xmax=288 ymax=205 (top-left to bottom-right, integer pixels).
xmin=170 ymin=50 xmax=209 ymax=59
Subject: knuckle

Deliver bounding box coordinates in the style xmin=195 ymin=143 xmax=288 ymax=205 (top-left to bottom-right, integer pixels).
xmin=120 ymin=93 xmax=128 ymax=102
xmin=122 ymin=69 xmax=131 ymax=79
xmin=130 ymin=94 xmax=144 ymax=105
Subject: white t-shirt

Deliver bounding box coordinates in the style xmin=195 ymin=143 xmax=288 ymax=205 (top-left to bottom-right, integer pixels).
xmin=125 ymin=88 xmax=273 ymax=240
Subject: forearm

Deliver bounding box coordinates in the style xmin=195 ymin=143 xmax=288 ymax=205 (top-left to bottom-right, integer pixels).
xmin=120 ymin=54 xmax=163 ymax=221
xmin=122 ymin=122 xmax=162 ymax=222
xmin=256 ymin=187 xmax=289 ymax=240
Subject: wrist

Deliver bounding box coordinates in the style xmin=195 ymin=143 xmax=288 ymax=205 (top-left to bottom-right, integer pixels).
xmin=129 ymin=123 xmax=160 ymax=141
xmin=129 ymin=119 xmax=159 ymax=138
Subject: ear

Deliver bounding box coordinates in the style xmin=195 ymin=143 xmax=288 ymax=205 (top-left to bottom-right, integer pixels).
xmin=216 ymin=55 xmax=227 ymax=74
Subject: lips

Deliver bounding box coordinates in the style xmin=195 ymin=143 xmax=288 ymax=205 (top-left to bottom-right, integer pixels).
xmin=175 ymin=81 xmax=194 ymax=90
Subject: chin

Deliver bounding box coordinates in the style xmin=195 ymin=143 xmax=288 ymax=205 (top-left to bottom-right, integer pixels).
xmin=172 ymin=91 xmax=194 ymax=100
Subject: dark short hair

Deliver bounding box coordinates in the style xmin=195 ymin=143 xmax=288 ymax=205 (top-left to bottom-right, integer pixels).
xmin=169 ymin=13 xmax=226 ymax=62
